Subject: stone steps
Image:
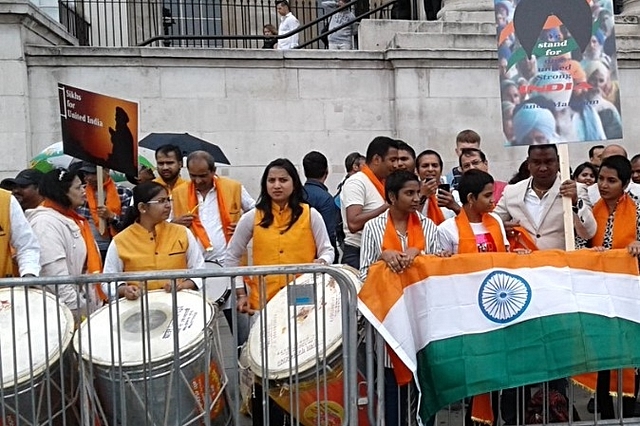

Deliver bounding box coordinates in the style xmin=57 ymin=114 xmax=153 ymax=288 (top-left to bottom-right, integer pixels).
xmin=359 ymin=17 xmax=640 ymax=52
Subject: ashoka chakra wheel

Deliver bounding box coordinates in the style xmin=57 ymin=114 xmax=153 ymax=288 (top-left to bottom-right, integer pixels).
xmin=478 ymin=271 xmax=531 ymax=324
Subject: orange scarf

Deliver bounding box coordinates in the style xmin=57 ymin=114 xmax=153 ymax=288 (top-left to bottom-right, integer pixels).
xmin=187 ymin=178 xmax=232 ymax=250
xmin=456 ymin=208 xmax=505 ymax=425
xmin=361 ymin=164 xmax=385 ymax=199
xmin=85 ymin=178 xmax=121 ymax=237
xmin=573 ymin=194 xmax=637 ymax=398
xmin=381 ymin=211 xmax=425 ymax=386
xmin=591 ymin=194 xmax=638 ymax=248
xmin=42 ymin=199 xmax=107 ymax=302
xmin=425 ymin=195 xmax=445 ymax=225
xmin=381 ymin=212 xmax=426 ymax=252
xmin=508 ymin=226 xmax=539 ymax=252
xmin=455 ymin=209 xmax=506 ymax=254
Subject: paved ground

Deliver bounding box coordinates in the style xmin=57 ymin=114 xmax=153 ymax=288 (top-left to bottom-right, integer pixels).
xmin=215 ymin=311 xmax=617 ymax=426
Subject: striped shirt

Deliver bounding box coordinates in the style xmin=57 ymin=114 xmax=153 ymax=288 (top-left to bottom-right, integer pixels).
xmin=359 ymin=210 xmax=441 ymax=282
xmin=359 ymin=210 xmax=442 ymax=368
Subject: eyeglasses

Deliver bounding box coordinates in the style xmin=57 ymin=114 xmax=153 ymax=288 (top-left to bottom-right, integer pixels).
xmin=462 ymin=159 xmax=485 ymax=170
xmin=146 ymin=197 xmax=172 ymax=205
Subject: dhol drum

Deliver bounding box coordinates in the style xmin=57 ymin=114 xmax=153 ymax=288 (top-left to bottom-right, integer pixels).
xmin=73 ymin=290 xmax=229 ymax=426
xmin=246 ymin=265 xmax=369 ymax=426
xmin=202 ymin=261 xmax=232 ymax=307
xmin=0 ymin=288 xmax=75 ymax=426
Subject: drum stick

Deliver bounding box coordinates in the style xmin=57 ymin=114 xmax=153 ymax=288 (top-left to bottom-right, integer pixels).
xmin=188 ymin=204 xmax=199 ymax=214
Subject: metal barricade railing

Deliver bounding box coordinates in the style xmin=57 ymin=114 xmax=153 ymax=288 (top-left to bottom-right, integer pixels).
xmin=0 ymin=264 xmax=361 ymax=426
xmin=364 ymin=320 xmax=640 ymax=426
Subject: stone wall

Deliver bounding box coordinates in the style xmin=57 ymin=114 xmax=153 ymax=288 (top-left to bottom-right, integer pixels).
xmin=3 ymin=2 xmax=640 ymax=198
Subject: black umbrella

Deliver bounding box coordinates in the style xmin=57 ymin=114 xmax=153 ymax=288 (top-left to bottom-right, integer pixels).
xmin=139 ymin=133 xmax=230 ymax=165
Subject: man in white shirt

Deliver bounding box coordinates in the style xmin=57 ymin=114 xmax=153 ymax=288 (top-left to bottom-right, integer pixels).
xmin=276 ymin=0 xmax=300 ymax=49
xmin=171 ymin=151 xmax=255 ymax=345
xmin=494 ymin=144 xmax=595 ymax=251
xmin=340 ymin=136 xmax=399 ymax=268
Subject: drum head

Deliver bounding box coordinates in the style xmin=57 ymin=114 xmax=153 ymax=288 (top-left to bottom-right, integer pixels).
xmin=0 ymin=288 xmax=74 ymax=388
xmin=202 ymin=262 xmax=231 ymax=305
xmin=73 ymin=290 xmax=214 ymax=367
xmin=247 ymin=268 xmax=361 ymax=380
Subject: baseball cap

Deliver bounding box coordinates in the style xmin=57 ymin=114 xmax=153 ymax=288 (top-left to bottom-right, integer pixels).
xmin=2 ymin=169 xmax=44 ymax=187
xmin=69 ymin=160 xmax=97 ymax=174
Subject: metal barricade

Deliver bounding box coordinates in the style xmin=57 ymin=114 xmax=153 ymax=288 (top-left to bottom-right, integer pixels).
xmin=0 ymin=264 xmax=361 ymax=426
xmin=364 ymin=320 xmax=640 ymax=426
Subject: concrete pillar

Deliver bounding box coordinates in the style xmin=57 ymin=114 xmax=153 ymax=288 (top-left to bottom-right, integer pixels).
xmin=621 ymin=0 xmax=640 ymax=15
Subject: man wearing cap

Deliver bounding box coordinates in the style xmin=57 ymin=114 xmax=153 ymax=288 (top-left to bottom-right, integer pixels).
xmin=171 ymin=151 xmax=255 ymax=343
xmin=75 ymin=161 xmax=132 ymax=260
xmin=1 ymin=169 xmax=44 ymax=210
xmin=0 ymin=186 xmax=40 ymax=278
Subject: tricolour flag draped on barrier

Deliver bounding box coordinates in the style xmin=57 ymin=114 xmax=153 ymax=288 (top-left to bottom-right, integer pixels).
xmin=357 ymin=249 xmax=640 ymax=423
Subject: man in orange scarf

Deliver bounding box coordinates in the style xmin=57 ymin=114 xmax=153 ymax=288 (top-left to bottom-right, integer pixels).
xmin=75 ymin=161 xmax=132 ymax=260
xmin=360 ymin=170 xmax=443 ymax=426
xmin=171 ymin=150 xmax=255 ymax=344
xmin=340 ymin=136 xmax=399 ymax=269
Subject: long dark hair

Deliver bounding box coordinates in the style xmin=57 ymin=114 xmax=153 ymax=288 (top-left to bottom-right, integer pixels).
xmin=255 ymin=158 xmax=305 ymax=232
xmin=122 ymin=181 xmax=166 ymax=228
xmin=39 ymin=168 xmax=81 ymax=209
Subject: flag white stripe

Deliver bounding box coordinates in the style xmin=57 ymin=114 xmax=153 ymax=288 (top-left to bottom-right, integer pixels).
xmin=398 ymin=266 xmax=640 ymax=352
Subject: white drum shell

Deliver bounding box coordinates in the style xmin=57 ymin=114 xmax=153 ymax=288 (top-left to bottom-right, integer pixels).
xmin=246 ymin=266 xmax=361 ymax=380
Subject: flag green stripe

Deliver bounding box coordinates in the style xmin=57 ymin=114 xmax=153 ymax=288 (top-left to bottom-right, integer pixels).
xmin=417 ymin=313 xmax=640 ymax=420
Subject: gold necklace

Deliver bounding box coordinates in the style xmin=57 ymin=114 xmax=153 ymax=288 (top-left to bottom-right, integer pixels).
xmin=532 ymin=185 xmax=549 ymax=197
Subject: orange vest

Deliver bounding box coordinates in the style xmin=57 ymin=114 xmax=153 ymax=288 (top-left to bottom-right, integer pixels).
xmin=113 ymin=221 xmax=189 ymax=290
xmin=153 ymin=176 xmax=187 ymax=195
xmin=171 ymin=176 xmax=243 ymax=225
xmin=250 ymin=204 xmax=316 ymax=309
xmin=0 ymin=190 xmax=13 ymax=277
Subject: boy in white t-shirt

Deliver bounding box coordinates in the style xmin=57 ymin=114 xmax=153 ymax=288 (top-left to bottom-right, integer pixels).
xmin=438 ymin=169 xmax=510 ymax=254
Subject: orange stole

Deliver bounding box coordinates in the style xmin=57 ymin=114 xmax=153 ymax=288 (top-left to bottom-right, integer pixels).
xmin=455 ymin=210 xmax=507 ymax=425
xmin=425 ymin=195 xmax=445 ymax=225
xmin=85 ymin=178 xmax=121 ymax=237
xmin=572 ymin=194 xmax=637 ymax=397
xmin=507 ymin=226 xmax=539 ymax=252
xmin=360 ymin=164 xmax=385 ymax=199
xmin=591 ymin=194 xmax=638 ymax=248
xmin=41 ymin=199 xmax=107 ymax=302
xmin=381 ymin=212 xmax=425 ymax=385
xmin=455 ymin=210 xmax=506 ymax=254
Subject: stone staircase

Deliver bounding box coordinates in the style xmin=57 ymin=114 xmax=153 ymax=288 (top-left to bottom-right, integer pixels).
xmin=358 ymin=16 xmax=640 ymax=56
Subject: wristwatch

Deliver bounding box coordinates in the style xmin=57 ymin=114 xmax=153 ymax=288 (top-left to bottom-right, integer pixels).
xmin=572 ymin=199 xmax=583 ymax=214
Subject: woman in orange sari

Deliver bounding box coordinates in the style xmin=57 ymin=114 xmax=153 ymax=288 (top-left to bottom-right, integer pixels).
xmin=575 ymin=155 xmax=640 ymax=419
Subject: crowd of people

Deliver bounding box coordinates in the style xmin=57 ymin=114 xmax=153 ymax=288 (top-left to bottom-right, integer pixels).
xmin=498 ymin=0 xmax=622 ymax=146
xmin=1 ymin=132 xmax=640 ymax=425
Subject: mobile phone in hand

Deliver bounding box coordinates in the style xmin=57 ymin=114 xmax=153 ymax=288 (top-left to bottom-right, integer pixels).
xmin=438 ymin=183 xmax=450 ymax=193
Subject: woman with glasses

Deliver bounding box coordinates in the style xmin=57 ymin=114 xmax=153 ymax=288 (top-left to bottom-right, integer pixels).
xmin=26 ymin=168 xmax=105 ymax=319
xmin=102 ymin=181 xmax=204 ymax=300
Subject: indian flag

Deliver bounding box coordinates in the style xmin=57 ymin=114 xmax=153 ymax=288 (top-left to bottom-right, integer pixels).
xmin=357 ymin=249 xmax=640 ymax=423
